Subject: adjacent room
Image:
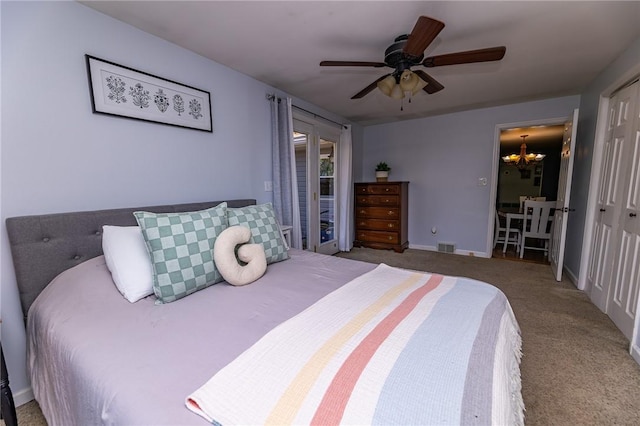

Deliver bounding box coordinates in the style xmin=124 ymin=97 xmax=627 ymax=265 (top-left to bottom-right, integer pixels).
xmin=2 ymin=1 xmax=640 ymax=425
xmin=494 ymin=124 xmax=564 ymax=263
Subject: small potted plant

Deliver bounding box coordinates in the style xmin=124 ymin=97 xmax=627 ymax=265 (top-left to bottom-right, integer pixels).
xmin=375 ymin=162 xmax=391 ymax=182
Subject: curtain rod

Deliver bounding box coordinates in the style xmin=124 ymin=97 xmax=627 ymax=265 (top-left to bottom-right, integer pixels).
xmin=266 ymin=93 xmax=347 ymax=129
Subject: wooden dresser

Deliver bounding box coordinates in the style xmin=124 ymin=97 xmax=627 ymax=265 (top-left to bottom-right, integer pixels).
xmin=354 ymin=181 xmax=409 ymax=253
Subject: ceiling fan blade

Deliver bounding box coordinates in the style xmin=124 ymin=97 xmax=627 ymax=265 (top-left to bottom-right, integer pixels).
xmin=422 ymin=46 xmax=506 ymax=67
xmin=403 ymin=16 xmax=445 ymax=58
xmin=413 ymin=70 xmax=444 ymax=94
xmin=351 ymin=74 xmax=391 ymax=99
xmin=320 ymin=60 xmax=387 ymax=68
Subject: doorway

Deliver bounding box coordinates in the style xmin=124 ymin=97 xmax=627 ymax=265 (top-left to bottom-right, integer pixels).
xmin=493 ymin=124 xmax=564 ymax=264
xmin=293 ymin=116 xmax=340 ymax=255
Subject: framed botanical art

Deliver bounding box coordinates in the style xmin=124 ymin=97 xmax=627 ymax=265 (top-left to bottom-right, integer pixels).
xmin=86 ymin=55 xmax=212 ymax=132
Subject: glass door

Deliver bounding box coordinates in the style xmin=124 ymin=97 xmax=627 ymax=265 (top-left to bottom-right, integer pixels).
xmin=293 ymin=125 xmax=310 ymax=250
xmin=293 ymin=117 xmax=340 ymax=255
xmin=318 ymin=137 xmax=337 ymax=254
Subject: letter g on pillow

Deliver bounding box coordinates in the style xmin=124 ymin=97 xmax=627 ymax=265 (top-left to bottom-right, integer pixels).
xmin=213 ymin=226 xmax=267 ymax=286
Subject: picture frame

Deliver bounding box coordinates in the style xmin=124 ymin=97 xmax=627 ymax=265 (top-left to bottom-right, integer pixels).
xmin=86 ymin=55 xmax=212 ymax=132
xmin=534 ymin=164 xmax=542 ymax=176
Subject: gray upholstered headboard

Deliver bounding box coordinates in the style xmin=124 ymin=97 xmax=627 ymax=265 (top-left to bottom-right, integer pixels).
xmin=6 ymin=199 xmax=256 ymax=323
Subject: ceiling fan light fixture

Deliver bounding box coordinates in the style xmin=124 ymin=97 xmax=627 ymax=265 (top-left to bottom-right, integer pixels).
xmin=390 ymin=83 xmax=405 ymax=100
xmin=376 ymin=75 xmax=396 ymax=96
xmin=411 ymin=75 xmax=428 ymax=95
xmin=399 ymin=69 xmax=416 ymax=91
xmin=398 ymin=69 xmax=428 ymax=95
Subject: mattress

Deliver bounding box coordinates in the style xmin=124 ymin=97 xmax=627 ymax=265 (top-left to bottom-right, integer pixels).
xmin=27 ymin=249 xmax=523 ymax=425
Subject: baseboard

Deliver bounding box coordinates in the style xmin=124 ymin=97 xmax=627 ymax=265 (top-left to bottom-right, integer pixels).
xmin=408 ymin=244 xmax=437 ymax=251
xmin=631 ymin=345 xmax=640 ymax=366
xmin=564 ymin=265 xmax=579 ymax=287
xmin=13 ymin=386 xmax=34 ymax=407
xmin=408 ymin=244 xmax=491 ymax=259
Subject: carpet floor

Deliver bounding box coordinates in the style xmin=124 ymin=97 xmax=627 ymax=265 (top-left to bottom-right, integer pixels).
xmin=7 ymin=247 xmax=640 ymax=425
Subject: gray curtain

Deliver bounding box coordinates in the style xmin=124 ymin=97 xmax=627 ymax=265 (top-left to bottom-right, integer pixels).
xmin=338 ymin=125 xmax=353 ymax=251
xmin=271 ymin=96 xmax=302 ymax=249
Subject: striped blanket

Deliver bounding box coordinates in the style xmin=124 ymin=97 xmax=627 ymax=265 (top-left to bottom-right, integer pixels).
xmin=186 ymin=264 xmax=524 ymax=425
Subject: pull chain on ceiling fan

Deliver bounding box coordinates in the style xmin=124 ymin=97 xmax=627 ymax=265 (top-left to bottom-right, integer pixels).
xmin=319 ymin=15 xmax=506 ymax=104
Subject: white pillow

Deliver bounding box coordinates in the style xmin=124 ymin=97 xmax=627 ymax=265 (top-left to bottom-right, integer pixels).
xmin=213 ymin=226 xmax=267 ymax=286
xmin=102 ymin=225 xmax=154 ymax=303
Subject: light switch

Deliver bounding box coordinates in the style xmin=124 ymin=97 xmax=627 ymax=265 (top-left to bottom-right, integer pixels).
xmin=264 ymin=181 xmax=273 ymax=191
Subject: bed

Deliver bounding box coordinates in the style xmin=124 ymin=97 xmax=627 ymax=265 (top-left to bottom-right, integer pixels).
xmin=6 ymin=199 xmax=524 ymax=425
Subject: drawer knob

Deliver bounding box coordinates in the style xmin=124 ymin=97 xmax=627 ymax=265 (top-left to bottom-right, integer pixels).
xmin=385 ymin=199 xmax=390 ymax=203
xmin=385 ymin=188 xmax=390 ymax=192
xmin=360 ymin=210 xmax=366 ymax=214
xmin=388 ymin=211 xmax=394 ymax=215
xmin=388 ymin=236 xmax=393 ymax=240
xmin=388 ymin=223 xmax=394 ymax=228
xmin=361 ymin=198 xmax=366 ymax=203
xmin=360 ymin=222 xmax=366 ymax=226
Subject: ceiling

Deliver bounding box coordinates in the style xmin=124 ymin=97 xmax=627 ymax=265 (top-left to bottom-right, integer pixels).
xmin=80 ymin=1 xmax=640 ymax=126
xmin=500 ymin=125 xmax=565 ymax=154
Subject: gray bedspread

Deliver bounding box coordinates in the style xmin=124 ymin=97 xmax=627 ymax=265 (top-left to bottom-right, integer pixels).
xmin=28 ymin=249 xmax=375 ymax=425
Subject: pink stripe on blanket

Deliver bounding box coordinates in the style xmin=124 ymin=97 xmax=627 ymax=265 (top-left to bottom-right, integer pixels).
xmin=311 ymin=274 xmax=445 ymax=425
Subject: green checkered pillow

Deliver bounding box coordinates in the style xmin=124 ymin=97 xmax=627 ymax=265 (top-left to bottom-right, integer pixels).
xmin=133 ymin=202 xmax=228 ymax=303
xmin=227 ymin=203 xmax=289 ymax=264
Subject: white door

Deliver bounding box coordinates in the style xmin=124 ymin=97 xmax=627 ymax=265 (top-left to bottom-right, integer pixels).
xmin=550 ymin=109 xmax=579 ymax=281
xmin=588 ymin=83 xmax=638 ymax=313
xmin=293 ymin=117 xmax=340 ymax=255
xmin=317 ymin=134 xmax=339 ymax=255
xmin=607 ymin=81 xmax=640 ymax=338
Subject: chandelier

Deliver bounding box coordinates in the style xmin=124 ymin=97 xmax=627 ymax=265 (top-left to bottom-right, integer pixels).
xmin=502 ymin=135 xmax=545 ymax=170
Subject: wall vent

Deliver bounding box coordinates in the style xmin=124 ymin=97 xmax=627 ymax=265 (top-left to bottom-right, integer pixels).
xmin=437 ymin=242 xmax=456 ymax=254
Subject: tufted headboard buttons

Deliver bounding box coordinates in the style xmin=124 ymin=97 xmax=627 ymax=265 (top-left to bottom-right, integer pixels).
xmin=6 ymin=199 xmax=257 ymax=324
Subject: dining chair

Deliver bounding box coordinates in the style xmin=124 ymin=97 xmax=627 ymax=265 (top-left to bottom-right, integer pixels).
xmin=494 ymin=210 xmax=521 ymax=250
xmin=519 ymin=200 xmax=556 ymax=258
xmin=519 ymin=196 xmax=531 ymax=212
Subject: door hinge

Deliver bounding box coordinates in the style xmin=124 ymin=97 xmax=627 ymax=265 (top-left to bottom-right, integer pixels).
xmin=314 ymin=192 xmax=317 ymax=201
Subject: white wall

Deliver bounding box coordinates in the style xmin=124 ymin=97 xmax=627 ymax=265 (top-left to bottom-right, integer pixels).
xmin=361 ymin=96 xmax=580 ymax=255
xmin=0 ymin=1 xmax=352 ymax=403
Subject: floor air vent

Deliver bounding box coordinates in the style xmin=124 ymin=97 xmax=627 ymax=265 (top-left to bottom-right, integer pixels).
xmin=437 ymin=242 xmax=456 ymax=254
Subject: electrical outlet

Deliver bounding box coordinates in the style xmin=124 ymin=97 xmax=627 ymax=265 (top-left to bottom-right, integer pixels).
xmin=478 ymin=177 xmax=488 ymax=186
xmin=264 ymin=181 xmax=273 ymax=191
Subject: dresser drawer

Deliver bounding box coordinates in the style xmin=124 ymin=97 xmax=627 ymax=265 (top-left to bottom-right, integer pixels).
xmin=355 ymin=207 xmax=400 ymax=219
xmin=356 ymin=184 xmax=400 ymax=195
xmin=356 ymin=230 xmax=399 ymax=244
xmin=356 ymin=195 xmax=399 ymax=206
xmin=356 ymin=218 xmax=399 ymax=231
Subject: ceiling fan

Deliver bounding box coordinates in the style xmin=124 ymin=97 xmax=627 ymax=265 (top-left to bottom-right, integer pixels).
xmin=320 ymin=16 xmax=506 ymax=100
